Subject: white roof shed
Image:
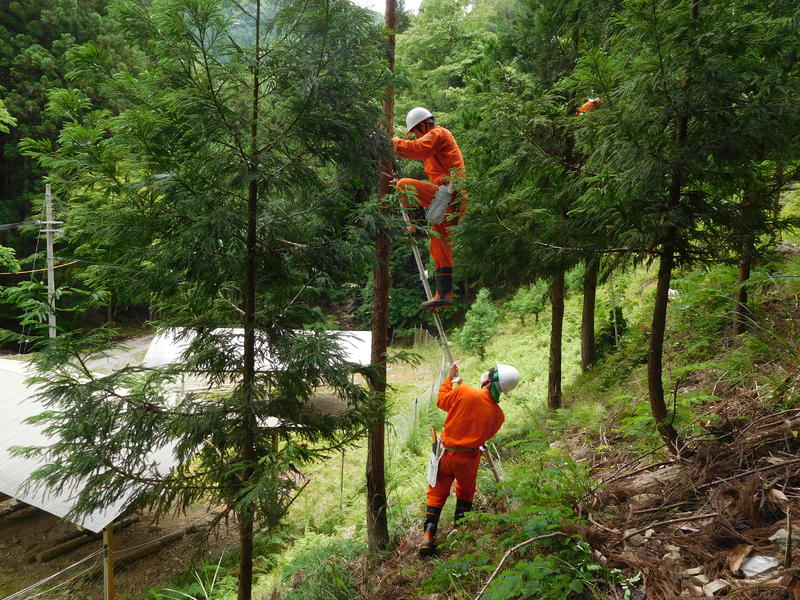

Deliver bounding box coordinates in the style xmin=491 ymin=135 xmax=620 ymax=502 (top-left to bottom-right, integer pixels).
xmin=142 ymin=328 xmax=372 ymax=369
xmin=0 ymin=329 xmax=371 ymax=532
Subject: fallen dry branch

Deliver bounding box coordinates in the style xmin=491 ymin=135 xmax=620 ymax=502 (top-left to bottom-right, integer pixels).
xmin=473 ymin=532 xmax=569 ymax=600
xmin=698 ymin=458 xmax=800 ymax=491
xmin=736 ymin=409 xmax=800 ymax=440
xmin=620 ymin=513 xmax=718 ymax=542
xmin=585 ymin=407 xmax=800 ymax=597
xmin=599 ymin=443 xmax=669 ymax=483
xmin=602 ymin=459 xmax=675 ymax=486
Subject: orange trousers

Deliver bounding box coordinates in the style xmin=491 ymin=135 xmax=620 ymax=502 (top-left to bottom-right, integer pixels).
xmin=427 ymin=449 xmax=481 ymax=508
xmin=397 ymin=178 xmax=465 ymax=270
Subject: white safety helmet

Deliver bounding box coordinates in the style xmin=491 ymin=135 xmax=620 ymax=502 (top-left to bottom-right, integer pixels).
xmin=405 ymin=106 xmax=434 ymax=132
xmin=495 ymin=363 xmax=520 ymax=394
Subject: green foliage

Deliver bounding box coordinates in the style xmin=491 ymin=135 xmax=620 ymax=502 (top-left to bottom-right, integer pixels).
xmin=0 ymin=98 xmax=16 ymax=133
xmin=0 ymin=279 xmax=109 ymax=339
xmin=457 ymin=287 xmax=498 ymax=359
xmin=0 ymin=245 xmax=19 ymax=271
xmin=14 ymin=1 xmax=388 ymax=596
xmin=594 ymin=305 xmax=627 ymax=361
xmin=396 ymin=0 xmax=502 ymax=126
xmin=426 ymin=442 xmax=625 ymax=599
xmin=157 ymin=555 xmax=234 ymax=600
xmin=571 ymin=0 xmax=800 ymax=267
xmin=0 ymin=0 xmax=136 ymax=230
xmin=504 ymin=282 xmax=548 ymax=327
xmin=266 ymin=534 xmax=366 ymax=600
xmin=669 ymin=267 xmax=740 ymax=357
xmin=357 ymin=241 xmax=429 ymax=337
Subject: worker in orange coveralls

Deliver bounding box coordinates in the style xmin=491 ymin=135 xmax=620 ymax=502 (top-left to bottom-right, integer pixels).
xmin=419 ymin=361 xmax=521 ymax=557
xmin=393 ymin=107 xmax=466 ymax=309
xmin=577 ymin=97 xmax=602 ymax=115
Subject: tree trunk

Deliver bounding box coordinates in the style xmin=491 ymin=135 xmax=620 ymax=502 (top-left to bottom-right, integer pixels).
xmin=238 ymin=509 xmax=255 ymax=600
xmin=733 ymin=235 xmax=754 ymax=335
xmin=581 ymin=259 xmax=598 ymax=372
xmin=647 ymin=246 xmax=680 ymax=453
xmin=644 ymin=0 xmax=696 ymax=454
xmin=238 ymin=4 xmax=261 ymax=598
xmin=365 ymin=0 xmax=395 ymax=554
xmin=367 ymin=230 xmax=390 ymax=553
xmin=548 ymin=271 xmax=565 ymax=410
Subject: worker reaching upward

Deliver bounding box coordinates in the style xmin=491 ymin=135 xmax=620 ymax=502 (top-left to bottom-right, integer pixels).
xmin=393 ymin=107 xmax=467 ymax=309
xmin=419 ymin=361 xmax=520 ymax=557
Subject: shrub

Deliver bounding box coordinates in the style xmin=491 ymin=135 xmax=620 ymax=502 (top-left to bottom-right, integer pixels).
xmin=505 ymin=283 xmax=548 ymax=327
xmin=458 ymin=288 xmax=499 ymax=360
xmin=269 ymin=533 xmax=365 ymax=600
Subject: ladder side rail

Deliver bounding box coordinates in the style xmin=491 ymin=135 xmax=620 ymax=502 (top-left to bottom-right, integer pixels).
xmin=399 ymin=202 xmax=454 ymax=364
xmin=399 ymin=204 xmax=435 ymax=300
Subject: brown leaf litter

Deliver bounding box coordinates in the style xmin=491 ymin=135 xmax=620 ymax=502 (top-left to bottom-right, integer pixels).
xmin=584 ymin=408 xmax=800 ymax=599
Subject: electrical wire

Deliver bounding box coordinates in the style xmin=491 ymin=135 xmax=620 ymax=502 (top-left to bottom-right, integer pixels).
xmin=0 ymin=261 xmax=78 ymax=276
xmin=18 ymin=561 xmax=99 ymax=600
xmin=0 ymin=549 xmax=104 ymax=600
xmin=0 ymin=221 xmax=51 ymax=232
xmin=0 ymin=514 xmax=212 ymax=600
xmin=18 ymin=203 xmax=46 ymax=355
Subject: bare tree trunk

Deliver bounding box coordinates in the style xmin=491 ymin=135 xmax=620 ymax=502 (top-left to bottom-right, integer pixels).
xmin=581 ymin=259 xmax=598 ymax=372
xmin=648 ymin=247 xmax=680 ymax=453
xmin=367 ymin=231 xmax=390 ymax=553
xmin=365 ymin=0 xmax=395 ymax=554
xmin=237 ymin=509 xmax=255 ymax=600
xmin=733 ymin=234 xmax=754 ymax=335
xmin=548 ymin=271 xmax=565 ymax=410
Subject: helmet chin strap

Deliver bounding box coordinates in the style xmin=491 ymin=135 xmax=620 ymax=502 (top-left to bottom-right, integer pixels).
xmin=480 ymin=370 xmax=490 ymax=386
xmin=481 ymin=369 xmax=501 ymax=401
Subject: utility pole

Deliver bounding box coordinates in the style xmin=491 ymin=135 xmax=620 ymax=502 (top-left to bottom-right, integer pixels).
xmin=366 ymin=0 xmax=396 ymax=553
xmin=44 ymin=184 xmax=56 ymax=339
xmin=103 ymin=524 xmax=114 ymax=600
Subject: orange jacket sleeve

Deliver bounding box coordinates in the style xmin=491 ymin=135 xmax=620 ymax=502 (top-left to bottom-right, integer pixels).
xmin=437 ymin=377 xmax=459 ymax=412
xmin=393 ymin=128 xmax=440 ymax=161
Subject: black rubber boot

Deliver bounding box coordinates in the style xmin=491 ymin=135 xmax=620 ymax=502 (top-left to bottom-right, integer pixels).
xmin=454 ymin=499 xmax=473 ymax=528
xmin=421 ymin=267 xmax=454 ymax=309
xmin=419 ymin=505 xmax=442 ymax=557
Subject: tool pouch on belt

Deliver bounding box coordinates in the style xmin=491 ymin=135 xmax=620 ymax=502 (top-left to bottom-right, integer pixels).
xmin=425 ymin=182 xmax=454 ymax=224
xmin=426 ymin=428 xmax=445 ymax=487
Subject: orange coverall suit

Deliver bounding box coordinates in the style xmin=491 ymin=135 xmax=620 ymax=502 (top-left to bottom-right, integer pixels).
xmin=428 ymin=377 xmax=505 ymax=508
xmin=393 ymin=126 xmax=467 ymax=270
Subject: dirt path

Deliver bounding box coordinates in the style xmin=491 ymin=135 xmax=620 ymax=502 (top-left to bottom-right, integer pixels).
xmin=0 ymin=499 xmax=237 ymax=599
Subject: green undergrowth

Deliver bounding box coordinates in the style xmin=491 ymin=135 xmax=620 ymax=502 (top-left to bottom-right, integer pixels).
xmin=422 ymin=442 xmax=631 ymax=600
xmin=139 ymin=240 xmax=800 ymax=599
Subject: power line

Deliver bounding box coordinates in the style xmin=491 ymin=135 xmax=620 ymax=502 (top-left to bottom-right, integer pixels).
xmin=0 ymin=260 xmax=79 ymax=276
xmin=0 ymin=549 xmax=104 ymax=600
xmin=0 ymin=220 xmax=63 ymax=232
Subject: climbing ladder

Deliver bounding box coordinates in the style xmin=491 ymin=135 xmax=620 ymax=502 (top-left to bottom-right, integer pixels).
xmin=399 ymin=201 xmax=503 ymax=483
xmin=399 ymin=205 xmax=454 ymax=365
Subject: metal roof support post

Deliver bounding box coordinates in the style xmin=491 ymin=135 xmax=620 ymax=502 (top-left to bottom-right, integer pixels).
xmin=103 ymin=523 xmax=114 ymax=600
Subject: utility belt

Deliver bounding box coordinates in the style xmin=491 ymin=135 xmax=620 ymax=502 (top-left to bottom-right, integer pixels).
xmin=444 ymin=447 xmax=480 ymax=453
